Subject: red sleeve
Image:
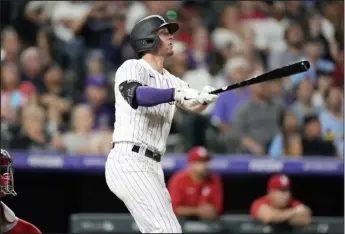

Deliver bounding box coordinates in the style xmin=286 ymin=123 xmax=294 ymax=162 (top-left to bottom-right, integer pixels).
xmin=290 ymin=199 xmax=302 ymax=208
xmin=250 ymin=198 xmax=265 ymax=217
xmin=6 ymin=218 xmax=41 ymax=234
xmin=210 ymin=174 xmax=223 ymax=215
xmin=167 ymin=173 xmax=185 ymax=213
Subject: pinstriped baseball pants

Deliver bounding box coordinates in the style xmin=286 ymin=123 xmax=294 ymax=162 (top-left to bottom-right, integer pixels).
xmin=105 ymin=143 xmax=182 ymax=233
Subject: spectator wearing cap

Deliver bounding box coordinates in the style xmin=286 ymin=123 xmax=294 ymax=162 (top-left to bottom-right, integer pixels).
xmin=168 ymin=146 xmax=223 ymax=221
xmin=250 ymin=174 xmax=311 ymax=226
xmin=318 ymin=86 xmax=343 ymax=157
xmin=302 ymin=115 xmax=337 ymax=157
xmin=84 ymin=76 xmax=114 ymax=131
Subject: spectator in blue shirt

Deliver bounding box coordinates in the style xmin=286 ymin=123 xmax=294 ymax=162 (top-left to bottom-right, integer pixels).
xmin=319 ymin=86 xmax=343 ymax=157
xmin=289 ymin=38 xmax=335 ymax=89
xmin=210 ymin=57 xmax=250 ymax=132
xmin=291 ymin=79 xmax=322 ymax=125
xmin=84 ymin=76 xmax=114 ymax=131
xmin=269 ymin=110 xmax=302 ymax=158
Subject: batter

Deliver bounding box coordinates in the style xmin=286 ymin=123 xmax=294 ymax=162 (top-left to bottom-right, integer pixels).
xmin=105 ymin=15 xmax=218 ymax=233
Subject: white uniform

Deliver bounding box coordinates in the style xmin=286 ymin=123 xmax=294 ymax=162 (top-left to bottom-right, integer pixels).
xmin=105 ymin=59 xmax=187 ymax=233
xmin=1 ymin=201 xmax=18 ymax=233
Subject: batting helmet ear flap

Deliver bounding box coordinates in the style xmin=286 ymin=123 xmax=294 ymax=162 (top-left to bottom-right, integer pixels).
xmin=130 ymin=34 xmax=160 ymax=54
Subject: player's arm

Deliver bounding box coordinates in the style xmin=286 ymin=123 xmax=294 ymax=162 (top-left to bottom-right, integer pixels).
xmin=252 ymin=203 xmax=298 ymax=224
xmin=288 ymin=204 xmax=312 ymax=226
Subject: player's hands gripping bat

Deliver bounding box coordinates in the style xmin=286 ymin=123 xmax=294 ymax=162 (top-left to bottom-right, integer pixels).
xmin=209 ymin=60 xmax=311 ymax=95
xmin=174 ymin=86 xmax=218 ymax=107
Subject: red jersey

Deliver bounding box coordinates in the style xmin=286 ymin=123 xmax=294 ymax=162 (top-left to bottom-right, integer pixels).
xmin=1 ymin=202 xmax=41 ymax=234
xmin=250 ymin=195 xmax=301 ymax=217
xmin=167 ymin=169 xmax=223 ymax=215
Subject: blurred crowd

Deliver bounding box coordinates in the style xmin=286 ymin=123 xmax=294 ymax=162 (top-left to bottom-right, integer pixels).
xmin=0 ymin=1 xmax=344 ymax=157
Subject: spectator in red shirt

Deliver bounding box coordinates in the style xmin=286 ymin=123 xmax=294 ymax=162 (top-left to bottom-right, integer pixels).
xmin=250 ymin=174 xmax=311 ymax=226
xmin=167 ymin=146 xmax=223 ymax=221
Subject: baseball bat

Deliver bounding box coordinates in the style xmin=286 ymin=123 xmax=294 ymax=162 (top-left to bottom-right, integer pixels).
xmin=210 ymin=60 xmax=310 ymax=95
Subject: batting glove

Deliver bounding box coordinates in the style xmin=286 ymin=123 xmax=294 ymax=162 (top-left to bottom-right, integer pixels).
xmin=198 ymin=86 xmax=218 ymax=105
xmin=174 ymin=87 xmax=201 ymax=107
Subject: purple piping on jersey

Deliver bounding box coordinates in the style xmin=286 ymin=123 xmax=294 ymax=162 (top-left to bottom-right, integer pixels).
xmin=135 ymin=86 xmax=175 ymax=107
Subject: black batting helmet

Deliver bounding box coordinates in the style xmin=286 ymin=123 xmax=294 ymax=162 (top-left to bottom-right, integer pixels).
xmin=130 ymin=15 xmax=179 ymax=55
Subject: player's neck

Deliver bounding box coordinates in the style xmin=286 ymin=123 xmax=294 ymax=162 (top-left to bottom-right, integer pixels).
xmin=142 ymin=54 xmax=165 ymax=74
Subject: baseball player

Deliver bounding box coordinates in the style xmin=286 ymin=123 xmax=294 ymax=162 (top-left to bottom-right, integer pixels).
xmin=105 ymin=15 xmax=219 ymax=233
xmin=0 ymin=149 xmax=41 ymax=234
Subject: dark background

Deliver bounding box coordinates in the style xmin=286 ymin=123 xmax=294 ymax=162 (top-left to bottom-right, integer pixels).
xmin=2 ymin=170 xmax=343 ymax=233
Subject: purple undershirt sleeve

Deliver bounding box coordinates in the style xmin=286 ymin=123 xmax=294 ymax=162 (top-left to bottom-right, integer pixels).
xmin=135 ymin=86 xmax=175 ymax=107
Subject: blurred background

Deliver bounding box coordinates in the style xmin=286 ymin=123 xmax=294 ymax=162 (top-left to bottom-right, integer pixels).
xmin=0 ymin=0 xmax=344 ymax=233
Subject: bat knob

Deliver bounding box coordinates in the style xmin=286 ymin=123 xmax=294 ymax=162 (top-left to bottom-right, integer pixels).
xmin=301 ymin=60 xmax=311 ymax=71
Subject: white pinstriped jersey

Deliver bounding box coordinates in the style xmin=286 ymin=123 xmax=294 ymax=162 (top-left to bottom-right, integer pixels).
xmin=112 ymin=59 xmax=188 ymax=155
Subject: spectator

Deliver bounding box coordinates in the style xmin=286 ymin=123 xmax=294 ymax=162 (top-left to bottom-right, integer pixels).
xmin=174 ymin=7 xmax=203 ymax=47
xmin=125 ymin=1 xmax=173 ymax=34
xmin=60 ymin=104 xmax=108 ymax=155
xmin=254 ymin=1 xmax=290 ymax=53
xmin=36 ymin=28 xmax=54 ymax=68
xmin=9 ymin=105 xmax=52 ymax=151
xmin=230 ymin=82 xmax=283 ymax=155
xmin=86 ymin=53 xmax=104 ymax=78
xmin=291 ymin=79 xmax=322 ymax=125
xmin=289 ymin=38 xmax=335 ymax=88
xmin=168 ymin=146 xmax=223 ymax=220
xmin=211 ymin=5 xmax=244 ymax=54
xmin=84 ymin=76 xmax=113 ymax=131
xmin=306 ymin=10 xmax=335 ymax=62
xmin=1 ymin=27 xmax=21 ymax=65
xmin=302 ymin=115 xmax=337 ymax=157
xmin=78 ymin=1 xmax=113 ymax=50
xmin=239 ymin=1 xmax=266 ymax=23
xmin=268 ymin=110 xmax=302 ymax=158
xmin=51 ymin=1 xmax=91 ymax=79
xmin=332 ymin=45 xmax=344 ymax=88
xmin=250 ymin=174 xmax=311 ymax=226
xmin=1 ymin=63 xmax=29 ymax=125
xmin=186 ymin=25 xmax=211 ymax=70
xmin=39 ymin=64 xmax=71 ymax=132
xmin=101 ymin=13 xmax=136 ymax=73
xmin=312 ymin=71 xmax=333 ymax=110
xmin=285 ymin=1 xmax=307 ymax=22
xmin=268 ymin=22 xmax=304 ymax=71
xmin=210 ymin=57 xmax=250 ymax=132
xmin=25 ymin=1 xmax=58 ymax=26
xmin=183 ymin=27 xmax=213 ymax=92
xmin=20 ymin=47 xmax=44 ymax=92
xmin=319 ymin=86 xmax=344 ymax=157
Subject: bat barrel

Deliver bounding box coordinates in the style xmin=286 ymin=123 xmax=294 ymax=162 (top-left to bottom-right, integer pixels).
xmin=210 ymin=60 xmax=311 ymax=95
